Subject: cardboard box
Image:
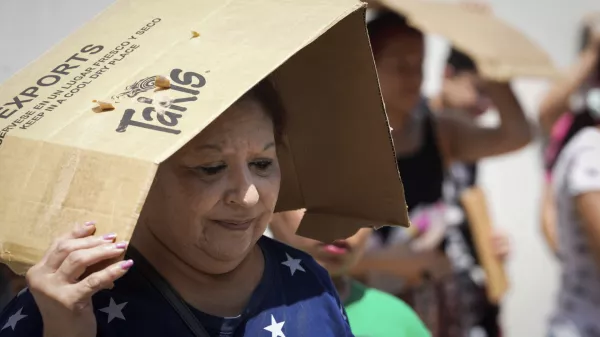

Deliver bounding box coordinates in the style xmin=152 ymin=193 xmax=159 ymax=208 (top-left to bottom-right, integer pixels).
xmin=0 ymin=0 xmax=409 ymax=275
xmin=461 ymin=187 xmax=509 ymax=304
xmin=369 ymin=0 xmax=560 ymax=81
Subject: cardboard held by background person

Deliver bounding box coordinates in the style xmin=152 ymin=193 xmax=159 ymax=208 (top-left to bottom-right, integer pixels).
xmin=460 ymin=187 xmax=509 ymax=304
xmin=369 ymin=0 xmax=560 ymax=81
xmin=0 ymin=0 xmax=409 ymax=275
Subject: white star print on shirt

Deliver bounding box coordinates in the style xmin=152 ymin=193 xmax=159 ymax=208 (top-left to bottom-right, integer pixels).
xmin=99 ymin=298 xmax=128 ymax=323
xmin=263 ymin=314 xmax=285 ymax=337
xmin=281 ymin=253 xmax=305 ymax=276
xmin=1 ymin=308 xmax=27 ymax=331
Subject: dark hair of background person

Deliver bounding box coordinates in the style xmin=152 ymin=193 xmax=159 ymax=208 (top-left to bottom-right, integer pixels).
xmin=242 ymin=78 xmax=286 ymax=144
xmin=446 ymin=48 xmax=478 ymax=73
xmin=366 ymin=10 xmax=424 ymax=57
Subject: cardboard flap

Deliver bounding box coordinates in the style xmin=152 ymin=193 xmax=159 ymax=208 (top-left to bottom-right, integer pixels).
xmin=0 ymin=0 xmax=409 ymax=273
xmin=373 ymin=0 xmax=559 ymax=81
xmin=272 ymin=9 xmax=410 ymax=238
xmin=296 ymin=212 xmax=374 ymax=243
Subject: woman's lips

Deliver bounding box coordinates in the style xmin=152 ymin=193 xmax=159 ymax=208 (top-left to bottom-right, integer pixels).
xmin=321 ymin=240 xmax=351 ymax=255
xmin=212 ymin=219 xmax=254 ymax=231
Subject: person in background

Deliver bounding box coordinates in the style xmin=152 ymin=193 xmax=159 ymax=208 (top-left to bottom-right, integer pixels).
xmin=270 ymin=209 xmax=431 ymax=337
xmin=432 ymin=48 xmax=511 ymax=337
xmin=535 ymin=13 xmax=600 ymax=337
xmin=539 ymin=13 xmax=600 ymax=257
xmin=546 ymin=85 xmax=600 ymax=337
xmin=377 ymin=47 xmax=513 ymax=337
xmin=368 ymin=9 xmax=530 ymax=249
xmin=363 ymin=6 xmax=529 ymax=336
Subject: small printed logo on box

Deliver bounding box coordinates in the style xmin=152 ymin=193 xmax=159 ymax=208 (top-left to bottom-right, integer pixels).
xmin=115 ymin=69 xmax=206 ymax=135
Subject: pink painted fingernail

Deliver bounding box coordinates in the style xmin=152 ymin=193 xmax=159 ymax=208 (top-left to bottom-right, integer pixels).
xmin=121 ymin=259 xmax=134 ymax=270
xmin=115 ymin=241 xmax=128 ymax=249
xmin=103 ymin=233 xmax=117 ymax=241
xmin=85 ymin=221 xmax=96 ymax=226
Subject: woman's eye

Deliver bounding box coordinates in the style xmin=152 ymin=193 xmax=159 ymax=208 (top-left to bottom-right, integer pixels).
xmin=195 ymin=164 xmax=226 ymax=176
xmin=251 ymin=159 xmax=273 ymax=171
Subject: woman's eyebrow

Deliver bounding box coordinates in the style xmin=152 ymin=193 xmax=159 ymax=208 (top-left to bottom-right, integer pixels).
xmin=193 ymin=142 xmax=274 ymax=152
xmin=263 ymin=142 xmax=275 ymax=151
xmin=194 ymin=144 xmax=222 ymax=152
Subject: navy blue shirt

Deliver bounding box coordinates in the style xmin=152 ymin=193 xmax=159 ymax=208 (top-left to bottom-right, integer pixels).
xmin=0 ymin=236 xmax=353 ymax=337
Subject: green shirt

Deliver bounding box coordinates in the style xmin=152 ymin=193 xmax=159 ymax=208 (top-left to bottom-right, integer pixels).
xmin=344 ymin=280 xmax=431 ymax=337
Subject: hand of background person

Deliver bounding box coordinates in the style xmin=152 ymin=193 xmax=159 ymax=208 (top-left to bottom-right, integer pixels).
xmin=25 ymin=222 xmax=132 ymax=337
xmin=442 ymin=76 xmax=481 ymax=111
xmin=490 ymin=229 xmax=510 ymax=262
xmin=583 ymin=12 xmax=600 ymax=49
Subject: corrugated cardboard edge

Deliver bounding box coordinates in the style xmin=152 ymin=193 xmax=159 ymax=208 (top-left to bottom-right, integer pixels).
xmin=294 ymin=5 xmax=411 ymax=242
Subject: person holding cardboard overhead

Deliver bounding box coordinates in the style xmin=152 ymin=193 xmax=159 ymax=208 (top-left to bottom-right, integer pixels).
xmin=0 ymin=1 xmax=413 ymax=336
xmin=368 ymin=7 xmax=532 ymax=250
xmin=360 ymin=2 xmax=549 ymax=335
xmin=0 ymin=79 xmax=359 ymax=337
xmin=269 ymin=209 xmax=431 ymax=337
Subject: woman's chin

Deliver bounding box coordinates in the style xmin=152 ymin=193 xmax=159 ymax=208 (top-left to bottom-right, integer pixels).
xmin=200 ymin=235 xmax=256 ymax=263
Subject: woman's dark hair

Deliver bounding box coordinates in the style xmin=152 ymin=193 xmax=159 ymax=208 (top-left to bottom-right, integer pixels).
xmin=367 ymin=10 xmax=423 ymax=57
xmin=241 ymin=78 xmax=286 ymax=144
xmin=546 ymin=110 xmax=598 ymax=172
xmin=546 ymin=22 xmax=600 ymax=173
xmin=446 ymin=48 xmax=478 ymax=73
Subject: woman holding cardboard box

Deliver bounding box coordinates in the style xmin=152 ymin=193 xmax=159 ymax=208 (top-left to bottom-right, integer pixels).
xmin=0 ymin=0 xmax=416 ymax=336
xmin=0 ymin=80 xmax=354 ymax=337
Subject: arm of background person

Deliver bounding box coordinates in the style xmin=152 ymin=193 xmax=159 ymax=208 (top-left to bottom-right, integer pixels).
xmin=539 ymin=33 xmax=600 ymax=134
xmin=541 ymin=184 xmax=560 ymax=255
xmin=438 ymin=81 xmax=533 ymax=163
xmin=351 ymin=247 xmax=452 ymax=288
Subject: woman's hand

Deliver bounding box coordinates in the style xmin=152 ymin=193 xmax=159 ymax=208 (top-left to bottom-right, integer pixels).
xmin=583 ymin=12 xmax=600 ymax=50
xmin=26 ymin=222 xmax=133 ymax=337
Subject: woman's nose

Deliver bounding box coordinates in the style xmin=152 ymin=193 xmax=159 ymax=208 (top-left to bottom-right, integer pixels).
xmin=225 ymin=167 xmax=259 ymax=208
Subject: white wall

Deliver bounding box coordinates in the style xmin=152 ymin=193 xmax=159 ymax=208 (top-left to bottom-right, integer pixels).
xmin=2 ymin=1 xmax=600 ymax=336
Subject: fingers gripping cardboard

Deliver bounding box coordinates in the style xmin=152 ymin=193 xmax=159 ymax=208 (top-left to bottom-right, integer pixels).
xmin=0 ymin=0 xmax=409 ymax=274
